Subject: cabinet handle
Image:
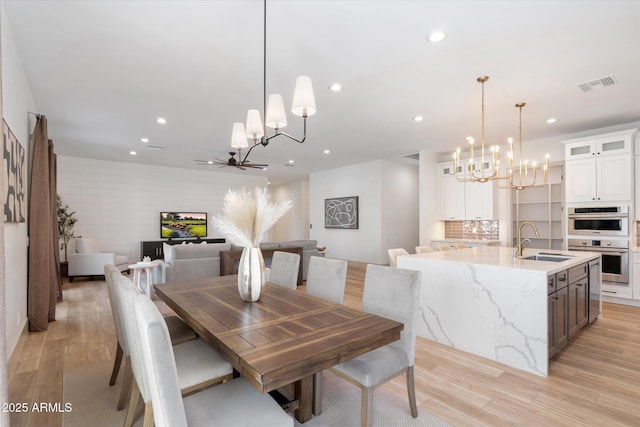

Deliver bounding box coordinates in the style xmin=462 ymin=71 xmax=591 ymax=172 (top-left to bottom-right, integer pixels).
xmin=602 ymin=290 xmax=617 ymax=294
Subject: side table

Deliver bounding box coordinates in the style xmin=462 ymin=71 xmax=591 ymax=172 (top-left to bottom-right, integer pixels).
xmin=129 ymin=261 xmax=160 ymax=297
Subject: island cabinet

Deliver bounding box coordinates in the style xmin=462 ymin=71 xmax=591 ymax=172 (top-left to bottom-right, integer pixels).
xmin=397 ymin=246 xmax=600 ymax=377
xmin=548 ymin=270 xmax=569 ymax=358
xmin=567 ymin=263 xmax=589 ymax=339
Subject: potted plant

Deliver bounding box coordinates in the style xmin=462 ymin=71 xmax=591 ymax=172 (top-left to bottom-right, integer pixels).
xmin=57 ymin=195 xmax=79 ymax=274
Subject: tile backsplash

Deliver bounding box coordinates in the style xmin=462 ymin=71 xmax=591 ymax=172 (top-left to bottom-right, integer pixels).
xmin=445 ymin=220 xmax=500 ymax=241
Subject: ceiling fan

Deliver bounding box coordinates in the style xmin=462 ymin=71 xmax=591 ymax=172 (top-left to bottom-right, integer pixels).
xmin=195 ymin=151 xmax=268 ymax=170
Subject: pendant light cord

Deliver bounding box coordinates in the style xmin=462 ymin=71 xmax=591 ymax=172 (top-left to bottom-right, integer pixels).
xmin=263 ymin=0 xmax=267 ymax=135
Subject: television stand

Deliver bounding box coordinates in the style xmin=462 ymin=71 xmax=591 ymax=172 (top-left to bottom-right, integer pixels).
xmin=140 ymin=238 xmax=225 ymax=260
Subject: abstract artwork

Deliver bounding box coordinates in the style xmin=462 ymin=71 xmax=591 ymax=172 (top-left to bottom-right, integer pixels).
xmin=2 ymin=119 xmax=26 ymax=222
xmin=325 ymin=196 xmax=358 ymax=229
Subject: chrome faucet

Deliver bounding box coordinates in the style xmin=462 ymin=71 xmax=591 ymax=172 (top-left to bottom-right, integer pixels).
xmin=515 ymin=221 xmax=540 ymax=257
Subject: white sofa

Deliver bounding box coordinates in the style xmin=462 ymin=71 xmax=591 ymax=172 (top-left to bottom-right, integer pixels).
xmin=68 ymin=238 xmax=130 ymax=282
xmin=159 ymin=242 xmax=231 ymax=284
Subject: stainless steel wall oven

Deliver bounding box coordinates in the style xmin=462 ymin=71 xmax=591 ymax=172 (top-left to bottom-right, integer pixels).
xmin=567 ymin=206 xmax=628 ymax=236
xmin=568 ymin=239 xmax=628 ymax=284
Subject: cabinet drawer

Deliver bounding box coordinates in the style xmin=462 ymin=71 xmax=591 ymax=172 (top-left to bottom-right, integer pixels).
xmin=633 ymin=252 xmax=640 ymax=264
xmin=556 ymin=270 xmax=568 ymax=290
xmin=568 ymin=263 xmax=588 ymax=283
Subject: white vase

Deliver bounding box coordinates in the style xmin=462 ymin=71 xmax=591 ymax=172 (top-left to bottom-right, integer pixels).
xmin=237 ymin=247 xmax=266 ymax=302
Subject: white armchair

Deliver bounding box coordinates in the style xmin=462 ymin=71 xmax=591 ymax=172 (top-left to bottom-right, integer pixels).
xmin=68 ymin=238 xmax=130 ymax=282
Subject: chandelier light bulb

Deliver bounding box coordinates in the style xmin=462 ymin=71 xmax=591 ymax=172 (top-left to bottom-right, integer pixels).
xmin=245 ymin=109 xmax=264 ymax=141
xmin=266 ymin=94 xmax=287 ymax=129
xmin=231 ymin=122 xmax=249 ymax=149
xmin=291 ymin=76 xmax=316 ymax=117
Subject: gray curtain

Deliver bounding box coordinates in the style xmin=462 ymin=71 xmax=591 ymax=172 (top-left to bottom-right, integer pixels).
xmin=27 ymin=116 xmax=60 ymax=331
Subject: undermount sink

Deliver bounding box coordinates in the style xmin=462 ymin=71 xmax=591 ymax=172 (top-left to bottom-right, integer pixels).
xmin=522 ymin=254 xmax=573 ymax=262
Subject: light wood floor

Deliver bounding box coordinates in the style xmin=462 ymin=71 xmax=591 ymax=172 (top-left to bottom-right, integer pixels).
xmin=8 ymin=265 xmax=640 ymax=426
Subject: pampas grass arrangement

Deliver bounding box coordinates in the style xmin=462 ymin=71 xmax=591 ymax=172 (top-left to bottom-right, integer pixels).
xmin=212 ymin=187 xmax=292 ymax=248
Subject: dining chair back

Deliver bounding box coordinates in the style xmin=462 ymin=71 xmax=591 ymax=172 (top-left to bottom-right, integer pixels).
xmin=305 ymin=255 xmax=348 ymax=415
xmin=115 ymin=274 xmax=233 ymax=427
xmin=104 ymin=264 xmax=132 ymax=410
xmin=330 ymin=264 xmax=422 ymax=427
xmin=387 ymin=248 xmax=409 ymax=267
xmin=437 ymin=244 xmax=454 ymax=251
xmin=306 ymin=256 xmax=348 ymax=304
xmin=269 ymin=251 xmax=300 ymax=289
xmin=455 ymin=242 xmax=469 ymax=249
xmin=414 ymin=245 xmax=434 ymax=254
xmin=133 ymin=294 xmax=293 ymax=427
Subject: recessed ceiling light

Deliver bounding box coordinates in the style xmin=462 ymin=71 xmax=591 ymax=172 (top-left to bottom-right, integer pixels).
xmin=288 ymin=159 xmax=295 ymax=164
xmin=262 ymin=167 xmax=268 ymax=171
xmin=323 ymin=149 xmax=330 ymax=154
xmin=141 ymin=137 xmax=149 ymax=143
xmin=413 ymin=116 xmax=424 ymax=122
xmin=207 ymin=160 xmax=213 ymax=164
xmin=129 ymin=151 xmax=137 ymax=156
xmin=546 ymin=118 xmax=557 ymax=124
xmin=427 ymin=31 xmax=446 ymax=43
xmin=329 ymin=83 xmax=342 ymax=92
xmin=156 ymin=117 xmax=166 ymax=124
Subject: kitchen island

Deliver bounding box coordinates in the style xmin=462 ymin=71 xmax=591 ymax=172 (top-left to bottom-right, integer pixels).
xmin=397 ymin=246 xmax=600 ymax=377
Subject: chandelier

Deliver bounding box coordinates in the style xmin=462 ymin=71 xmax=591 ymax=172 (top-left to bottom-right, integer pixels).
xmin=500 ymin=102 xmax=549 ymax=190
xmin=452 ymin=76 xmax=549 ymax=188
xmin=230 ymin=0 xmax=316 ymax=168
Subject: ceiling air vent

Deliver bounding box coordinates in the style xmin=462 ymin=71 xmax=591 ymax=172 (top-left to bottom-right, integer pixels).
xmin=147 ymin=145 xmax=164 ymax=150
xmin=577 ymin=75 xmax=616 ymax=92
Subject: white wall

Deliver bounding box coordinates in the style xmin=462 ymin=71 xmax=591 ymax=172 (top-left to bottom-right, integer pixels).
xmin=418 ymin=150 xmax=441 ymax=245
xmin=2 ymin=7 xmax=35 ymax=357
xmin=310 ymin=161 xmax=382 ymax=263
xmin=380 ymin=161 xmax=419 ymax=259
xmin=57 ymin=156 xmax=267 ymax=261
xmin=309 ymin=160 xmax=419 ymax=264
xmin=269 ymin=180 xmax=309 ymax=242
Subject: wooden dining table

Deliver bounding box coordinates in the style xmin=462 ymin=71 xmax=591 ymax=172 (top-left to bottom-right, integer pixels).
xmin=154 ymin=274 xmax=403 ymax=423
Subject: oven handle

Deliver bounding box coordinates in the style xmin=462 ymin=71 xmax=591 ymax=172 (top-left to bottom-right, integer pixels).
xmin=568 ymin=214 xmax=627 ymax=220
xmin=568 ymin=248 xmax=628 ymax=255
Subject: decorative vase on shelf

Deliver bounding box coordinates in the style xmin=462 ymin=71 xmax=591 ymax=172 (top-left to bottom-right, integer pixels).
xmin=237 ymin=246 xmax=266 ymax=302
xmin=212 ymin=187 xmax=291 ymax=302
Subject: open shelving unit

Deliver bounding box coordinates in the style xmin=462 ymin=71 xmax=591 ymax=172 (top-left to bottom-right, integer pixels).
xmin=512 ymin=164 xmax=564 ymax=250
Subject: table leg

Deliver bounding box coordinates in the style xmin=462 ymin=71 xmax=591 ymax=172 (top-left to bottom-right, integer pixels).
xmin=294 ymin=375 xmax=313 ymax=423
xmin=133 ymin=270 xmax=142 ymax=293
xmin=143 ymin=267 xmax=153 ymax=297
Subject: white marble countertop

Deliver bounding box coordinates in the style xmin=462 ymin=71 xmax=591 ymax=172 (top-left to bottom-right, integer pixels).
xmin=406 ymin=245 xmax=599 ymax=275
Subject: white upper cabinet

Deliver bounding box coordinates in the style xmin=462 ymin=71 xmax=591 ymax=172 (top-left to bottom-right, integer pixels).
xmin=438 ymin=159 xmax=495 ymax=220
xmin=438 ymin=161 xmax=465 ymax=220
xmin=563 ymin=129 xmax=637 ymax=203
xmin=564 ymin=131 xmax=633 ymax=160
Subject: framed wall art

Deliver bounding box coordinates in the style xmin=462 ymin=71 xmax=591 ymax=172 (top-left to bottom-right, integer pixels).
xmin=324 ymin=196 xmax=358 ymax=229
xmin=2 ymin=119 xmax=26 ymax=222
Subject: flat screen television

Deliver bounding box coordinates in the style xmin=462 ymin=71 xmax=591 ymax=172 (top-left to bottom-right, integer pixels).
xmin=160 ymin=212 xmax=207 ymax=238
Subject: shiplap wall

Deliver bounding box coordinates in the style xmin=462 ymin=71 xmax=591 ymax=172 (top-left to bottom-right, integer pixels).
xmin=57 ymin=156 xmax=267 ymax=262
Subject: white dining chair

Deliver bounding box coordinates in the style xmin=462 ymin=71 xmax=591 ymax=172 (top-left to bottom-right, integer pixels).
xmin=104 ymin=265 xmax=196 ymax=411
xmin=455 ymin=242 xmax=469 ymax=249
xmin=330 ymin=264 xmax=422 ymax=427
xmin=414 ymin=245 xmax=434 ymax=254
xmin=113 ymin=273 xmax=233 ymax=427
xmin=305 ymin=256 xmax=348 ymax=304
xmin=305 ymin=255 xmax=348 ymax=415
xmin=269 ymin=251 xmax=300 ymax=289
xmin=387 ymin=248 xmax=409 ymax=267
xmin=133 ymin=293 xmax=293 ymax=427
xmin=437 ymin=244 xmax=454 ymax=251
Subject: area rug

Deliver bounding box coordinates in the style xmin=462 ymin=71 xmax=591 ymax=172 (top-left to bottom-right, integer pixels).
xmin=63 ymin=362 xmax=450 ymax=427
